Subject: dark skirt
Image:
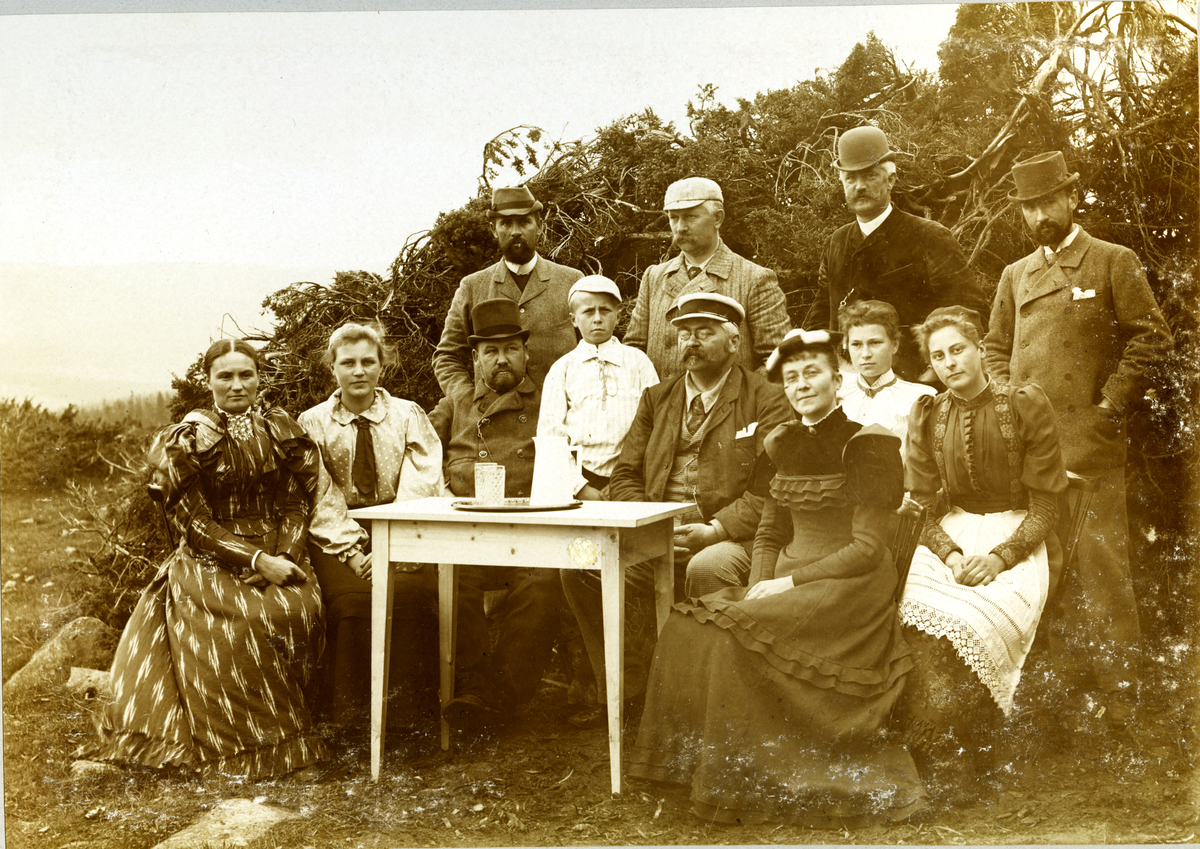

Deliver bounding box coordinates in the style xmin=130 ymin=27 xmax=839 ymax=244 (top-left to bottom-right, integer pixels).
xmin=88 ymin=542 xmax=328 ymax=779
xmin=628 ymin=609 xmax=927 ymax=827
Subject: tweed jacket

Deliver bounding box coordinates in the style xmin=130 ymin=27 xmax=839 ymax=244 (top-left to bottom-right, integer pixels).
xmin=810 ymin=208 xmax=988 ymax=381
xmin=433 ymin=255 xmax=583 ymax=398
xmin=428 ymin=375 xmax=540 ymax=499
xmin=984 ymin=227 xmax=1172 ymax=473
xmin=623 ymin=240 xmax=791 ymax=383
xmin=608 ymin=364 xmax=791 ymax=541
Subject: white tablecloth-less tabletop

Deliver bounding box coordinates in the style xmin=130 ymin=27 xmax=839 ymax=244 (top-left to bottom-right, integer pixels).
xmin=348 ymin=496 xmax=691 ymax=794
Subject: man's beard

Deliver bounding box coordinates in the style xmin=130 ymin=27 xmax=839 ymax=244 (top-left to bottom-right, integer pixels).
xmin=501 ymin=237 xmax=536 ymax=265
xmin=1033 ymin=218 xmax=1072 ymax=248
xmin=486 ymin=367 xmax=520 ymax=393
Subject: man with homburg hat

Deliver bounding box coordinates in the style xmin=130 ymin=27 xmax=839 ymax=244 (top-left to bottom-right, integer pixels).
xmin=560 ymin=292 xmax=790 ymax=728
xmin=624 ymin=177 xmax=791 ymax=383
xmin=808 ymin=126 xmax=988 ymax=382
xmin=983 ymin=151 xmax=1172 ymax=729
xmin=433 ymin=185 xmax=583 ymax=398
xmin=429 ymin=298 xmax=566 ymax=728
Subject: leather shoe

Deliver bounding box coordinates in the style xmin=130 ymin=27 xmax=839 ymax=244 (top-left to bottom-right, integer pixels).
xmin=443 ymin=693 xmax=500 ymax=732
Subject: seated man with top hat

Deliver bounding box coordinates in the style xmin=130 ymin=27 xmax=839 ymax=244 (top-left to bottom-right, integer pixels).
xmin=433 ymin=185 xmax=583 ymax=399
xmin=559 ymin=292 xmax=791 ymax=728
xmin=807 ymin=126 xmax=988 ymax=383
xmin=428 ymin=298 xmax=567 ymax=729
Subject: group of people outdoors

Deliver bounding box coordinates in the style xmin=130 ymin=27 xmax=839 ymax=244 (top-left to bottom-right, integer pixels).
xmin=78 ymin=127 xmax=1172 ymax=828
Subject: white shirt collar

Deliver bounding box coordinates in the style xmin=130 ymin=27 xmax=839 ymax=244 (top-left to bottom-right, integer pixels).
xmin=684 ymin=368 xmax=731 ymax=412
xmin=504 ymin=253 xmax=539 ymax=276
xmin=578 ymin=337 xmax=621 ymax=363
xmin=858 ymin=369 xmax=897 ymax=392
xmin=1044 ymin=224 xmax=1080 ymax=259
xmin=857 ymin=204 xmax=893 ymax=237
xmin=332 ymin=387 xmax=387 ymax=424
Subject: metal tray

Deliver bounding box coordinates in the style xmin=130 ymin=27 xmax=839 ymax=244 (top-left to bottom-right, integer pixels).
xmin=450 ymin=498 xmax=583 ymax=513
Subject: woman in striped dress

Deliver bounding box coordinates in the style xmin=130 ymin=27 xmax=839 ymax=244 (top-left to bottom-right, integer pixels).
xmin=86 ymin=338 xmax=328 ymax=779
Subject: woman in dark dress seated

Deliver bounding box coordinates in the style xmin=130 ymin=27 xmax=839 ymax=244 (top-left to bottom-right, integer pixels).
xmin=85 ymin=339 xmax=328 ymax=779
xmin=627 ymin=329 xmax=927 ymax=828
xmin=896 ymin=306 xmax=1067 ymax=781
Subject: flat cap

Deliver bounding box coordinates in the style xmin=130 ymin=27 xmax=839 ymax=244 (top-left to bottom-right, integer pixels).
xmin=664 ymin=177 xmax=724 ymax=211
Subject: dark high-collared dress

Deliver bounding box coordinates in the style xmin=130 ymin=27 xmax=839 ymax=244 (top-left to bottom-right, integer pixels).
xmin=627 ymin=409 xmax=927 ymax=827
xmin=87 ymin=407 xmax=328 ymax=779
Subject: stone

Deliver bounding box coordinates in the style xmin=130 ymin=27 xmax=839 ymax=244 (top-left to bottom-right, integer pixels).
xmin=66 ymin=666 xmax=111 ymax=700
xmin=3 ymin=617 xmax=119 ymax=706
xmin=150 ymin=798 xmax=300 ymax=849
xmin=70 ymin=759 xmax=122 ymax=781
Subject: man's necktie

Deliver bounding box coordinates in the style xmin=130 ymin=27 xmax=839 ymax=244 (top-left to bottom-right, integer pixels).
xmin=353 ymin=416 xmax=377 ymax=501
xmin=686 ymin=395 xmax=706 ymax=434
xmin=686 ymin=265 xmax=702 ymax=280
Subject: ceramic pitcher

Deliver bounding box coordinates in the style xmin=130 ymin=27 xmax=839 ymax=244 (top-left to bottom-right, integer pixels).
xmin=530 ymin=435 xmax=579 ymax=504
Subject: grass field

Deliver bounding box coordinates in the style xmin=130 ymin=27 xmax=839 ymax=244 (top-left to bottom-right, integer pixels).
xmin=3 ymin=483 xmax=1198 ymax=848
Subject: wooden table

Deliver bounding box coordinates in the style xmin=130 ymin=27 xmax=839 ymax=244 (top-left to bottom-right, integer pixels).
xmin=348 ymin=496 xmax=691 ymax=794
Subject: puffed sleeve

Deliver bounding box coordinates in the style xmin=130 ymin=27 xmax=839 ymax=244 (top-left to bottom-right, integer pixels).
xmin=843 ymin=425 xmax=903 ymax=510
xmin=151 ymin=416 xmax=260 ymax=573
xmin=394 ymin=401 xmax=443 ymax=503
xmin=904 ymin=394 xmax=961 ymax=562
xmin=264 ymin=407 xmax=321 ymax=563
xmin=990 ymin=385 xmax=1068 ymax=569
xmin=298 ymin=405 xmax=369 ymax=561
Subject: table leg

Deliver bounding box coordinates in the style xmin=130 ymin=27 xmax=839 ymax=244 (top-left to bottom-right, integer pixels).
xmin=369 ymin=520 xmax=395 ymax=782
xmin=653 ymin=519 xmax=675 ymax=635
xmin=438 ymin=563 xmax=458 ymax=751
xmin=599 ymin=539 xmax=625 ymax=796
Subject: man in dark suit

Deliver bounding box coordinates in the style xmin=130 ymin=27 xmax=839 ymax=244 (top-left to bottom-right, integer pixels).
xmin=983 ymin=151 xmax=1172 ymax=728
xmin=433 ymin=185 xmax=582 ymax=398
xmin=561 ymin=293 xmax=791 ymax=727
xmin=429 ymin=299 xmax=565 ymax=729
xmin=808 ymin=126 xmax=988 ymax=382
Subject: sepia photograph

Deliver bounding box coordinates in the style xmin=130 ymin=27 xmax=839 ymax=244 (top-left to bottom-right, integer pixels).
xmin=1 ymin=1 xmax=1197 ymax=846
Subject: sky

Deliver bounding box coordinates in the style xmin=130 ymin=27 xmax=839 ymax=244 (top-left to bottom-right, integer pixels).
xmin=0 ymin=4 xmax=964 ymax=408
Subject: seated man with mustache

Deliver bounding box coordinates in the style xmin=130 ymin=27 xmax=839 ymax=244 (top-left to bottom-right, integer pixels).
xmin=429 ymin=298 xmax=567 ymax=730
xmin=433 ymin=185 xmax=582 ymax=398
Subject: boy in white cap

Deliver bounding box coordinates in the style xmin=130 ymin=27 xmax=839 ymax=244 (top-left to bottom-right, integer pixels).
xmin=538 ymin=275 xmax=659 ymax=499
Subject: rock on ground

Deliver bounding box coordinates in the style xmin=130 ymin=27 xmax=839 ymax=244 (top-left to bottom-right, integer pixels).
xmin=2 ymin=617 xmax=118 ymax=706
xmin=151 ymin=798 xmax=300 ymax=849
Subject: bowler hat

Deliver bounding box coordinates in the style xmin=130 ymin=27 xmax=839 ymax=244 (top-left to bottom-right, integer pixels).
xmin=1007 ymin=151 xmax=1080 ymax=201
xmin=835 ymin=126 xmax=895 ymax=172
xmin=664 ymin=177 xmax=724 ymax=211
xmin=488 ymin=186 xmax=544 ymax=218
xmin=765 ymin=329 xmax=844 ymax=382
xmin=468 ymin=298 xmax=530 ymax=344
xmin=669 ymin=292 xmax=746 ymax=326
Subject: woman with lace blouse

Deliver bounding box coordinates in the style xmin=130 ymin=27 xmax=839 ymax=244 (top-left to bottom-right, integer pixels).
xmin=897 ymin=306 xmax=1067 ymax=789
xmin=85 ymin=339 xmax=327 ymax=780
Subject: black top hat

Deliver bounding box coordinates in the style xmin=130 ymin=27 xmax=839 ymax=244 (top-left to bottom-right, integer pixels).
xmin=468 ymin=298 xmax=530 ymax=344
xmin=1007 ymin=151 xmax=1080 ymax=201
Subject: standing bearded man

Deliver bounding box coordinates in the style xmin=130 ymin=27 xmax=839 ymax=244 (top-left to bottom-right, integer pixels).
xmin=983 ymin=151 xmax=1172 ymax=729
xmin=433 ymin=185 xmax=582 ymax=398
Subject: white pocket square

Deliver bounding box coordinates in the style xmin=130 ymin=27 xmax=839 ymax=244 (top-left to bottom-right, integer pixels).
xmin=1072 ymin=287 xmax=1096 ymax=300
xmin=735 ymin=422 xmax=757 ymax=439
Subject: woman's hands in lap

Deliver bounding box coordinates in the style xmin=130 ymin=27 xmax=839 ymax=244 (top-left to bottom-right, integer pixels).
xmin=255 ymin=554 xmax=307 ymax=586
xmin=745 ymin=576 xmax=794 ymax=600
xmin=946 ymin=551 xmax=1005 ymax=587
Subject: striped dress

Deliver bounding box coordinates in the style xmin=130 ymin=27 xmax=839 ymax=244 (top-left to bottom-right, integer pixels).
xmin=88 ymin=407 xmax=328 ymax=779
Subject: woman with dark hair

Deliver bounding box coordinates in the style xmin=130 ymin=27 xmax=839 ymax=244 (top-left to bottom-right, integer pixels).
xmin=85 ymin=338 xmax=328 ymax=779
xmin=298 ymin=322 xmax=442 ymax=723
xmin=626 ymin=328 xmax=927 ymax=828
xmin=898 ymin=305 xmax=1067 ymax=783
